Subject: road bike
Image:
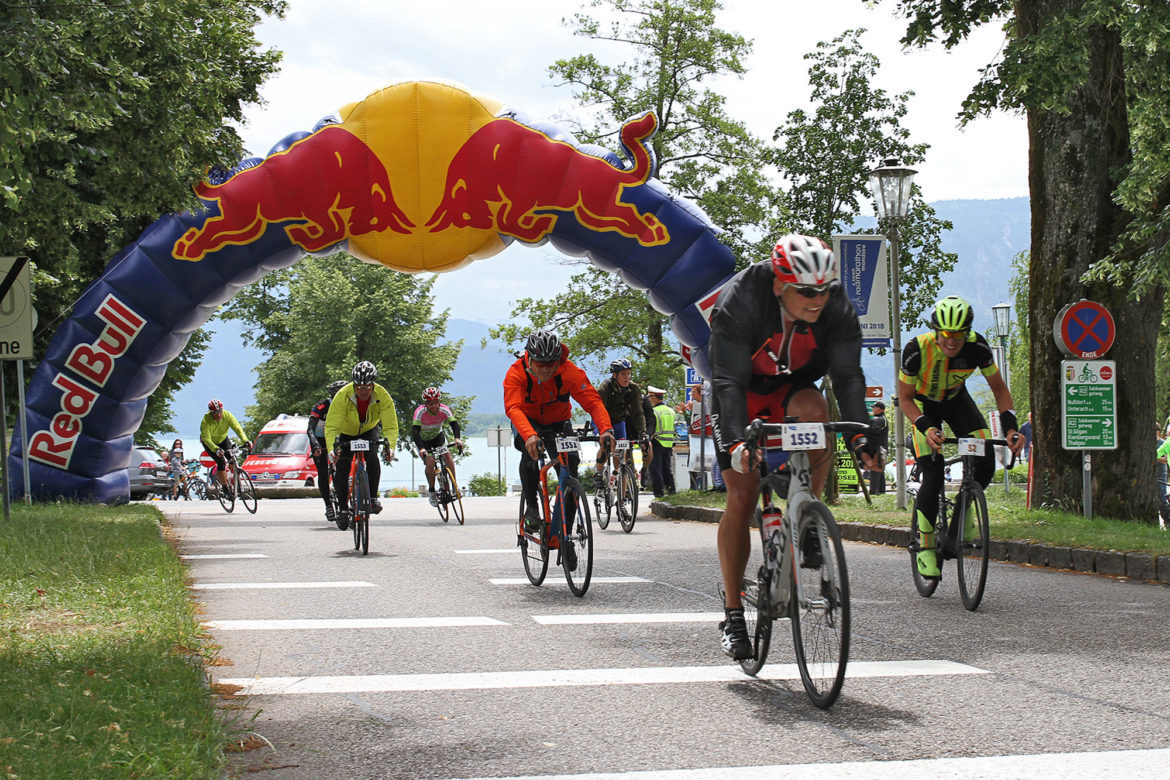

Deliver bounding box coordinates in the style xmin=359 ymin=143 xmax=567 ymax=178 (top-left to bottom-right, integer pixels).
xmin=337 ymin=437 xmax=388 ymax=555
xmin=734 ymin=417 xmax=866 ymax=709
xmin=430 ymin=443 xmax=464 ymax=525
xmin=585 ymin=434 xmax=638 ymax=533
xmin=909 ymin=436 xmax=1014 ymax=611
xmin=174 ymin=461 xmax=208 ymax=500
xmin=516 ymin=434 xmax=594 ymax=596
xmin=210 ymin=444 xmax=257 ymax=514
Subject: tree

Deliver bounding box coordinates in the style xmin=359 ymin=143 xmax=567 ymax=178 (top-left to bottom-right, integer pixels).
xmin=0 ymin=0 xmax=285 ymax=438
xmin=491 ymin=0 xmax=780 ymax=395
xmin=891 ymin=0 xmax=1170 ymax=519
xmin=220 ymin=254 xmax=465 ymax=452
xmin=771 ymin=28 xmax=957 ymax=336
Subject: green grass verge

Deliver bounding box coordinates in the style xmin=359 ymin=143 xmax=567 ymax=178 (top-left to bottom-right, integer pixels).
xmin=660 ymin=486 xmax=1170 ymax=555
xmin=0 ymin=503 xmax=230 ymax=778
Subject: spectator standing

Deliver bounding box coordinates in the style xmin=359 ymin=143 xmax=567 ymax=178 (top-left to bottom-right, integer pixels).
xmin=646 ymin=386 xmax=676 ymax=497
xmin=1019 ymin=411 xmax=1033 ymax=462
xmin=1156 ymin=424 xmax=1169 ymax=525
xmin=868 ymin=401 xmax=889 ymax=495
xmin=678 ymin=382 xmax=715 ymax=490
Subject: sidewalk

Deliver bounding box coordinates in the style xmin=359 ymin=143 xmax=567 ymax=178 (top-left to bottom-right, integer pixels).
xmin=649 ymin=501 xmax=1170 ymax=584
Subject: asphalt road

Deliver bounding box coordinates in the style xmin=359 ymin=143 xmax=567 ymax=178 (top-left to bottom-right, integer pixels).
xmin=164 ymin=495 xmax=1170 ymax=779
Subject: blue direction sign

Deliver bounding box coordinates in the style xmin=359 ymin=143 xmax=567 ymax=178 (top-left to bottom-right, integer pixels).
xmin=1053 ymin=300 xmax=1115 ymax=359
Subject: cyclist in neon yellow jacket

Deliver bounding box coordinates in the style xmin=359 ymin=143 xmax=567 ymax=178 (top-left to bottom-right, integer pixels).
xmin=199 ymin=399 xmax=252 ymax=496
xmin=325 ymin=361 xmax=400 ymax=530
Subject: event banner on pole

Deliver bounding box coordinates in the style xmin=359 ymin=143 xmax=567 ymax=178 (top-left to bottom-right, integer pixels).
xmin=832 ymin=236 xmax=889 ymax=349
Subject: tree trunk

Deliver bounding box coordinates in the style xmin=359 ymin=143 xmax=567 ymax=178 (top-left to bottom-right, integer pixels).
xmin=1022 ymin=1 xmax=1161 ymax=521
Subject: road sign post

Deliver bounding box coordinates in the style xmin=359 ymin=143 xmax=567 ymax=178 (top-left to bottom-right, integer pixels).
xmin=0 ymin=256 xmax=33 ymax=518
xmin=487 ymin=426 xmax=510 ymax=493
xmin=1061 ymin=360 xmax=1116 ymax=520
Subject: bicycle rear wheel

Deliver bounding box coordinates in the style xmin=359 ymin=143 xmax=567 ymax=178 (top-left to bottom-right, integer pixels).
xmin=955 ymin=483 xmax=990 ymax=610
xmin=560 ymin=479 xmax=593 ymax=596
xmin=909 ymin=502 xmax=940 ymax=597
xmin=237 ymin=470 xmax=258 ymax=514
xmin=444 ymin=466 xmax=465 ymax=525
xmin=519 ymin=493 xmax=548 ymax=585
xmin=594 ymin=467 xmax=611 ymax=530
xmin=738 ymin=566 xmax=773 ymax=676
xmin=618 ymin=464 xmax=638 ymax=533
xmin=353 ymin=463 xmax=370 ymax=555
xmin=791 ymin=501 xmax=850 ymax=709
xmin=215 ymin=471 xmax=235 ymax=513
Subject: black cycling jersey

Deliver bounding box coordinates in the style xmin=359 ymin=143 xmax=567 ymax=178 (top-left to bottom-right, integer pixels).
xmin=708 ymin=261 xmax=868 ymax=452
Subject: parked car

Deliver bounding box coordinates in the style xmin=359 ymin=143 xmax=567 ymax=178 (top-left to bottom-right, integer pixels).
xmin=129 ymin=446 xmax=172 ymax=500
xmin=240 ymin=415 xmax=318 ymax=497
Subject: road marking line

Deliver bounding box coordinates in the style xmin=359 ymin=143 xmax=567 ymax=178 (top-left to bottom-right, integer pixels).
xmin=205 ymin=617 xmax=508 ymax=630
xmin=454 ymin=549 xmax=516 ymax=554
xmin=191 ymin=581 xmax=376 ymax=590
xmin=533 ymin=612 xmax=724 ymax=625
xmin=219 ymin=659 xmax=986 ymax=695
xmin=489 ymin=576 xmax=650 ymax=585
xmin=435 ymin=748 xmax=1170 ymax=779
xmin=181 ymin=553 xmax=268 ymax=559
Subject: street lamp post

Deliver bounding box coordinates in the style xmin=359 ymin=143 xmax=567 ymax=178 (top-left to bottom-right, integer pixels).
xmin=868 ymin=157 xmax=917 ymax=511
xmin=991 ymin=302 xmax=1012 ymax=493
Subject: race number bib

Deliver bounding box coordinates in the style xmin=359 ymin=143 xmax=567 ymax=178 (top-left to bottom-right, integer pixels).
xmin=781 ymin=423 xmax=825 ymax=451
xmin=957 ymin=438 xmax=985 ymax=456
xmin=431 ymin=445 xmax=449 ymax=456
xmin=555 ymin=437 xmax=580 ymax=453
xmin=614 ymin=439 xmax=629 ymax=452
xmin=349 ymin=439 xmax=369 ymax=452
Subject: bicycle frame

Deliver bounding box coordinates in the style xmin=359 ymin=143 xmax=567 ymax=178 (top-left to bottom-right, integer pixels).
xmin=517 ymin=433 xmax=594 ymax=596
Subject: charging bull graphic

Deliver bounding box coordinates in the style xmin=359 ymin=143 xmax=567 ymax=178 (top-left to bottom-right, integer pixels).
xmin=426 ymin=112 xmax=669 ymax=246
xmin=173 ymin=125 xmax=414 ymax=261
xmin=13 ymin=80 xmax=735 ymax=502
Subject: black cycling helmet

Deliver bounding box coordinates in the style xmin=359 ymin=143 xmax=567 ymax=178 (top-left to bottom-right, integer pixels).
xmin=352 ymin=361 xmax=377 ymax=384
xmin=609 ymin=358 xmax=632 ymax=373
xmin=525 ymin=330 xmax=562 ymax=362
xmin=328 ymin=380 xmax=347 ymax=396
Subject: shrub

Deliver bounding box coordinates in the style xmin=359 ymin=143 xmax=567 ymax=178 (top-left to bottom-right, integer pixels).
xmin=468 ymin=472 xmax=506 ymax=497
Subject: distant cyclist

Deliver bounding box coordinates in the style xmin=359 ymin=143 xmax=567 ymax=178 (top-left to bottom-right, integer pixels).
xmin=325 ymin=361 xmax=400 ymax=531
xmin=708 ymin=234 xmax=878 ymax=660
xmin=307 ymin=379 xmax=347 ymax=523
xmin=199 ymin=400 xmax=252 ymax=497
xmin=593 ymin=358 xmax=647 ymax=490
xmin=504 ymin=330 xmax=615 ymax=531
xmin=898 ymin=295 xmax=1024 ymax=578
xmin=411 ymin=387 xmax=465 ymax=506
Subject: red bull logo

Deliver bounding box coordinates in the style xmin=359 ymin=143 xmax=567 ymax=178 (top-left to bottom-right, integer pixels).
xmin=425 ymin=112 xmax=670 ymax=246
xmin=172 ymin=126 xmax=414 ymax=262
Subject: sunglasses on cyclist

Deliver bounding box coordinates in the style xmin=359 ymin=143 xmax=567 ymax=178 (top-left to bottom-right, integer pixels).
xmin=936 ymin=328 xmax=970 ymax=341
xmin=789 ymin=283 xmax=832 ymax=298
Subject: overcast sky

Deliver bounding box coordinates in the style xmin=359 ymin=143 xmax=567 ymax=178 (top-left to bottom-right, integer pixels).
xmin=235 ymin=0 xmax=1028 ymax=326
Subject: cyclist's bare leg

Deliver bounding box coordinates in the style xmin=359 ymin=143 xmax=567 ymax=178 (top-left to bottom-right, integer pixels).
xmin=786 ymin=387 xmax=830 ymax=496
xmin=718 ymin=467 xmax=759 ymax=609
xmin=424 ymin=455 xmax=437 ymax=491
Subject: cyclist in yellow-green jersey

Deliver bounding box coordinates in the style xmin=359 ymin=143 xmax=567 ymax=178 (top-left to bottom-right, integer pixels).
xmin=199 ymin=399 xmax=252 ymax=495
xmin=897 ymin=296 xmax=1024 ymax=578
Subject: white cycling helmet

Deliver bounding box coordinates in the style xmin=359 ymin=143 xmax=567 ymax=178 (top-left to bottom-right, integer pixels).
xmin=770 ymin=234 xmax=837 ymax=287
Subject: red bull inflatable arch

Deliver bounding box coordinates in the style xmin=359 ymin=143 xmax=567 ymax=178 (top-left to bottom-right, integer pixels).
xmin=13 ymin=80 xmax=735 ymax=502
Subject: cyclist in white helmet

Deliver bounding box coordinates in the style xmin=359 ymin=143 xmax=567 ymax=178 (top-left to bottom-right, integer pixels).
xmin=707 ymin=233 xmax=879 ymax=661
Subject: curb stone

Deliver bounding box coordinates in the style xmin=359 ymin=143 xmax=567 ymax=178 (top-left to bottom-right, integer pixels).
xmin=650 ymin=501 xmax=1169 ymax=584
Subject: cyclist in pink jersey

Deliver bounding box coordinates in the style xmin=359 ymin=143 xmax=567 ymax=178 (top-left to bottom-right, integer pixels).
xmin=411 ymin=387 xmax=465 ymax=506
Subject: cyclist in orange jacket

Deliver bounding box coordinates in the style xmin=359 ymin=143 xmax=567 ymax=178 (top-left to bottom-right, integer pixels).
xmin=504 ymin=330 xmax=615 ymax=530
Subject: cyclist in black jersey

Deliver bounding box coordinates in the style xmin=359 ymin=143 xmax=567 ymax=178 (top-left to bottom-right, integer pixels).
xmin=898 ymin=296 xmax=1024 ymax=578
xmin=708 ymin=234 xmax=879 ymax=660
xmin=308 ymin=379 xmax=347 ymax=523
xmin=593 ymin=358 xmax=648 ymax=488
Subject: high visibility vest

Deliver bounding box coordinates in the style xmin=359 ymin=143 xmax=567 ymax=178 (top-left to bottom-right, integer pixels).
xmin=652 ymin=404 xmax=676 ymax=448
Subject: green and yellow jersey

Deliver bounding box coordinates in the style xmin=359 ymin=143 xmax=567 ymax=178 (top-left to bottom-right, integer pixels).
xmin=899 ymin=331 xmax=999 ymax=403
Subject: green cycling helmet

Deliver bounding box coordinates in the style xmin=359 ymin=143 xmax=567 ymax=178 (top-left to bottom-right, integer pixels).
xmin=930 ymin=296 xmax=974 ymax=333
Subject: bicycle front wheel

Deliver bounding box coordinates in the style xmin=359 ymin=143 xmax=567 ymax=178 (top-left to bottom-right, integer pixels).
xmin=187 ymin=477 xmax=208 ymax=501
xmin=519 ymin=493 xmax=548 ymax=586
xmin=618 ymin=464 xmax=638 ymax=533
xmin=909 ymin=502 xmax=940 ymax=598
xmin=738 ymin=567 xmax=773 ymax=676
xmin=791 ymin=501 xmax=850 ymax=709
xmin=955 ymin=483 xmax=990 ymax=610
xmin=444 ymin=467 xmax=465 ymax=525
xmin=560 ymin=479 xmax=593 ymax=597
xmin=435 ymin=471 xmax=450 ymax=523
xmin=353 ymin=463 xmax=371 ymax=555
xmin=237 ymin=470 xmax=258 ymax=514
xmin=215 ymin=472 xmax=235 ymax=513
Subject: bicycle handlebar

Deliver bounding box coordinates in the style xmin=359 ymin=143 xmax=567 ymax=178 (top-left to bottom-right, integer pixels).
xmin=940 ymin=436 xmax=1018 ymax=470
xmin=744 ymin=418 xmax=872 ymax=451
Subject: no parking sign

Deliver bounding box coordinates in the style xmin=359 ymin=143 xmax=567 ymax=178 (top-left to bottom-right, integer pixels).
xmin=1053 ymin=300 xmax=1115 ymax=359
